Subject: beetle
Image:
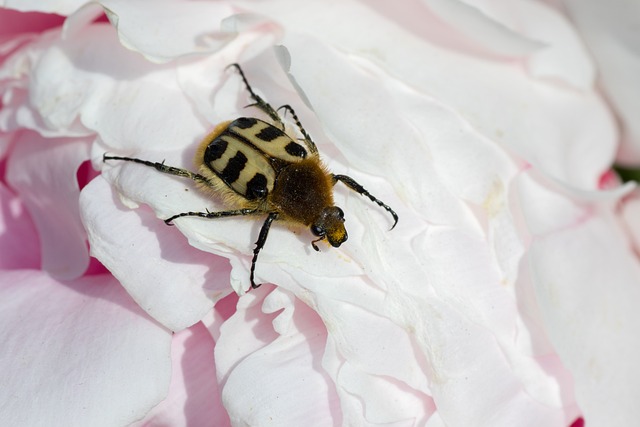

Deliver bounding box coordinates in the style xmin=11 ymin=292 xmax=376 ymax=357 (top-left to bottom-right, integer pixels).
xmin=103 ymin=63 xmax=398 ymax=289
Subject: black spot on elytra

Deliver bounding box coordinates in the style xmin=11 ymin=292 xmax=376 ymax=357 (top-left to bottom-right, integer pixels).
xmin=220 ymin=151 xmax=247 ymax=184
xmin=246 ymin=173 xmax=268 ymax=200
xmin=205 ymin=138 xmax=228 ymax=162
xmin=255 ymin=125 xmax=284 ymax=142
xmin=284 ymin=142 xmax=307 ymax=158
xmin=234 ymin=117 xmax=258 ymax=129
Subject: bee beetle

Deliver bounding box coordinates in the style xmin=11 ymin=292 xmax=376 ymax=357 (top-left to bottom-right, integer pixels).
xmin=104 ymin=64 xmax=398 ymax=290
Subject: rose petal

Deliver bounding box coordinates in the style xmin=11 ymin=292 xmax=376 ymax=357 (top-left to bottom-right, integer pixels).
xmin=6 ymin=132 xmax=90 ymax=279
xmin=0 ymin=271 xmax=172 ymax=426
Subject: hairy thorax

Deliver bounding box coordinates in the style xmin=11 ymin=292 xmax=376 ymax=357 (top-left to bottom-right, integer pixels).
xmin=269 ymin=158 xmax=335 ymax=225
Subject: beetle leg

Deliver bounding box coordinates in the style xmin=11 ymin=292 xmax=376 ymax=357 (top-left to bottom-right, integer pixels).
xmin=163 ymin=208 xmax=260 ymax=225
xmin=250 ymin=212 xmax=279 ymax=289
xmin=103 ymin=154 xmax=213 ymax=187
xmin=277 ymin=104 xmax=318 ymax=154
xmin=332 ymin=174 xmax=399 ymax=229
xmin=227 ymin=63 xmax=283 ymax=128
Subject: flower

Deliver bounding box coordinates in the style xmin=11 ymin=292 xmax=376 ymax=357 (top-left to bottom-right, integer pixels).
xmin=1 ymin=1 xmax=639 ymax=426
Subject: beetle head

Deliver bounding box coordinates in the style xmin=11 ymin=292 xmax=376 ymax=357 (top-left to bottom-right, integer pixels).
xmin=310 ymin=206 xmax=347 ymax=250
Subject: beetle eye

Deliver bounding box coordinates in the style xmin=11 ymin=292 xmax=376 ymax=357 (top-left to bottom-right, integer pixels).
xmin=311 ymin=224 xmax=325 ymax=236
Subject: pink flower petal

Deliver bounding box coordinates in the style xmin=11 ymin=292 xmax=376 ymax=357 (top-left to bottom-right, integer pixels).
xmin=0 ymin=8 xmax=64 ymax=37
xmin=132 ymin=321 xmax=229 ymax=427
xmin=5 ymin=132 xmax=90 ymax=279
xmin=0 ymin=180 xmax=40 ymax=269
xmin=0 ymin=271 xmax=172 ymax=426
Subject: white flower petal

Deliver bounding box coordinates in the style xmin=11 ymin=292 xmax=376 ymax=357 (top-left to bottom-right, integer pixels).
xmin=0 ymin=0 xmax=88 ymax=15
xmin=0 ymin=35 xmax=70 ymax=137
xmin=336 ymin=360 xmax=432 ymax=425
xmin=621 ymin=195 xmax=640 ymax=251
xmin=283 ymin=39 xmax=527 ymax=287
xmin=523 ymin=177 xmax=640 ymax=425
xmin=423 ymin=0 xmax=545 ymax=56
xmin=1 ymin=24 xmax=206 ymax=147
xmin=98 ymin=0 xmax=284 ymax=63
xmin=561 ymin=0 xmax=640 ymax=163
xmin=213 ymin=287 xmax=340 ymax=426
xmin=0 ymin=271 xmax=172 ymax=426
xmin=516 ymin=1 xmax=594 ymax=87
xmin=274 ymin=3 xmax=615 ymax=189
xmin=100 ymin=0 xmax=233 ymax=62
xmin=80 ymin=176 xmax=231 ymax=331
xmin=424 ymin=0 xmax=594 ymax=87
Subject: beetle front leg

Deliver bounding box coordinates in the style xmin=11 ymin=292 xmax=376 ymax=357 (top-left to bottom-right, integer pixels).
xmin=333 ymin=174 xmax=398 ymax=229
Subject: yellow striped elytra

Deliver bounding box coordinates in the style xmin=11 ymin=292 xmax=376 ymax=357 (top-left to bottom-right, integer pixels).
xmin=104 ymin=63 xmax=398 ymax=290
